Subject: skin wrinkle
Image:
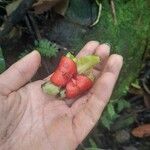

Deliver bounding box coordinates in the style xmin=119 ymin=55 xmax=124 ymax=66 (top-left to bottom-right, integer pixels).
xmin=42 ymin=107 xmax=54 ymax=150
xmin=21 ymin=92 xmax=34 ymax=147
xmin=12 ymin=63 xmax=28 ymax=82
xmin=22 ymin=84 xmax=45 ymax=147
xmin=0 ymin=99 xmax=5 ymax=143
xmin=7 ymin=102 xmax=23 ymax=138
xmin=67 ymin=109 xmax=78 ymax=149
xmin=5 ymin=64 xmax=27 ymax=94
xmin=1 ymin=93 xmax=21 ymax=142
xmin=3 ymin=88 xmax=29 ymax=148
xmin=1 ymin=95 xmax=18 ymax=144
xmin=20 ymin=116 xmax=44 ymax=149
xmin=71 ymin=119 xmax=80 ymax=149
xmin=83 ymin=104 xmax=96 ymax=125
xmin=42 ymin=104 xmax=73 ymax=150
xmin=88 ymin=95 xmax=106 ymax=121
xmin=71 ymin=98 xmax=94 ymax=144
xmin=0 ymin=83 xmax=13 ymax=96
xmin=72 ymin=116 xmax=84 ymax=144
xmin=90 ymin=91 xmax=107 ymax=110
xmin=6 ymin=92 xmax=20 ymax=115
xmin=92 ymin=73 xmax=116 ymax=103
xmin=71 ymin=98 xmax=87 ymax=116
xmin=43 ymin=115 xmax=63 ymax=150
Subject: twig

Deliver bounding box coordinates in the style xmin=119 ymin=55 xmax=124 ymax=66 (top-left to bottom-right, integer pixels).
xmin=0 ymin=0 xmax=34 ymax=38
xmin=142 ymin=80 xmax=150 ymax=94
xmin=90 ymin=0 xmax=102 ymax=27
xmin=24 ymin=15 xmax=34 ymax=36
xmin=110 ymin=0 xmax=117 ymax=25
xmin=27 ymin=13 xmax=42 ymax=40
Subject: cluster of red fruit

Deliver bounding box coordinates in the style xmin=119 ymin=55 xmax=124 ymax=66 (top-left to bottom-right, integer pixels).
xmin=51 ymin=56 xmax=93 ymax=98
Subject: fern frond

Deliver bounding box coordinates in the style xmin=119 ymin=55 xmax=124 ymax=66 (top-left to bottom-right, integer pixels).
xmin=35 ymin=39 xmax=58 ymax=58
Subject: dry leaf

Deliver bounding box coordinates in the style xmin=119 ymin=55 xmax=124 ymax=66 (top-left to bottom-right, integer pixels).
xmin=6 ymin=0 xmax=22 ymax=16
xmin=33 ymin=0 xmax=68 ymax=14
xmin=54 ymin=0 xmax=69 ymax=16
xmin=131 ymin=124 xmax=150 ymax=138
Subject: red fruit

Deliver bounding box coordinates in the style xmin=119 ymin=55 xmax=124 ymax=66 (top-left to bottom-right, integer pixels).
xmin=58 ymin=56 xmax=77 ymax=76
xmin=66 ymin=80 xmax=80 ymax=98
xmin=66 ymin=75 xmax=93 ymax=98
xmin=76 ymin=75 xmax=93 ymax=92
xmin=50 ymin=56 xmax=77 ymax=87
xmin=50 ymin=70 xmax=68 ymax=86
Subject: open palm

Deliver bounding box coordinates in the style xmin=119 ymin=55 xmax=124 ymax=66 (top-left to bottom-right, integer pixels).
xmin=0 ymin=41 xmax=123 ymax=150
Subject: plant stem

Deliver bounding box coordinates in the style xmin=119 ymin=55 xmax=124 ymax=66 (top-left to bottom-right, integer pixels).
xmin=110 ymin=0 xmax=117 ymax=25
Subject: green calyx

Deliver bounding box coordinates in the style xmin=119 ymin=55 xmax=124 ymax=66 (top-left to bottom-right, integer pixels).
xmin=66 ymin=52 xmax=100 ymax=80
xmin=76 ymin=55 xmax=100 ymax=74
xmin=42 ymin=82 xmax=60 ymax=95
xmin=66 ymin=52 xmax=77 ymax=62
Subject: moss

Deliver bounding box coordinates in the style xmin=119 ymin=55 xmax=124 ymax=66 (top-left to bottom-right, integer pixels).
xmin=71 ymin=0 xmax=150 ymax=100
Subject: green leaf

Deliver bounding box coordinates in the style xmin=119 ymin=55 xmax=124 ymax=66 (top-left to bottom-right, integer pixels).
xmin=117 ymin=100 xmax=125 ymax=113
xmin=131 ymin=80 xmax=141 ymax=89
xmin=117 ymin=99 xmax=130 ymax=113
xmin=0 ymin=47 xmax=6 ymax=73
xmin=101 ymin=115 xmax=111 ymax=129
xmin=6 ymin=0 xmax=22 ymax=16
xmin=42 ymin=82 xmax=60 ymax=95
xmin=89 ymin=138 xmax=98 ymax=148
xmin=111 ymin=115 xmax=135 ymax=131
xmin=107 ymin=103 xmax=116 ymax=119
xmin=77 ymin=55 xmax=100 ymax=74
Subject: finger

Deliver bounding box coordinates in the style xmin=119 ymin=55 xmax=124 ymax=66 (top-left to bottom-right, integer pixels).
xmin=77 ymin=42 xmax=110 ymax=78
xmin=77 ymin=41 xmax=99 ymax=57
xmin=72 ymin=54 xmax=123 ymax=143
xmin=93 ymin=43 xmax=110 ymax=78
xmin=0 ymin=51 xmax=41 ymax=95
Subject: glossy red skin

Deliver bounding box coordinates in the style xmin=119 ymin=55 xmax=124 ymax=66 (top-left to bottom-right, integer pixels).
xmin=66 ymin=81 xmax=80 ymax=98
xmin=58 ymin=56 xmax=77 ymax=75
xmin=76 ymin=75 xmax=93 ymax=92
xmin=50 ymin=70 xmax=68 ymax=87
xmin=51 ymin=56 xmax=77 ymax=87
xmin=66 ymin=75 xmax=93 ymax=98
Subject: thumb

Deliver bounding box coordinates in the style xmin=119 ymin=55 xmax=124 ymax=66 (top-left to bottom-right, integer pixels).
xmin=0 ymin=50 xmax=41 ymax=95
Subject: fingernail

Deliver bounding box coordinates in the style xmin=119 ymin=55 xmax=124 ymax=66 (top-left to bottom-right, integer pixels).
xmin=103 ymin=43 xmax=111 ymax=48
xmin=101 ymin=43 xmax=111 ymax=51
xmin=28 ymin=50 xmax=41 ymax=61
xmin=32 ymin=50 xmax=39 ymax=54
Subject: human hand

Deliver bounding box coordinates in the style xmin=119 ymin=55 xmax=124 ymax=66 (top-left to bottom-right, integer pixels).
xmin=0 ymin=41 xmax=123 ymax=150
